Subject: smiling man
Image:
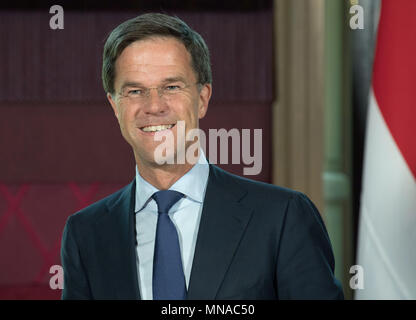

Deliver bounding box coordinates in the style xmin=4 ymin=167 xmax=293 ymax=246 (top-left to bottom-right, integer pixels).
xmin=61 ymin=13 xmax=344 ymax=300
xmin=106 ymin=36 xmax=211 ymax=189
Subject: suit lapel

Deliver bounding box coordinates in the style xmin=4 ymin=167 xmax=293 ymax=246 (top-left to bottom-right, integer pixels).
xmin=93 ymin=180 xmax=141 ymax=300
xmin=187 ymin=165 xmax=253 ymax=299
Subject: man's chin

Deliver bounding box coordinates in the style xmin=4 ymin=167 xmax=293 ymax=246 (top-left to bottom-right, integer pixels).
xmin=134 ymin=148 xmax=176 ymax=167
xmin=133 ymin=138 xmax=195 ymax=167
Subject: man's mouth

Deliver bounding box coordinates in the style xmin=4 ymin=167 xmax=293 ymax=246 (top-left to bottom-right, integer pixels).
xmin=140 ymin=123 xmax=175 ymax=132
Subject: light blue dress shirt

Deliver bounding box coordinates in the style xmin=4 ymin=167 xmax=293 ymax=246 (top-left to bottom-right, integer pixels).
xmin=134 ymin=150 xmax=210 ymax=300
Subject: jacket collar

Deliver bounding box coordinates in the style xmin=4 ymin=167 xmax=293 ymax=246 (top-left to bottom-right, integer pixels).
xmin=187 ymin=164 xmax=253 ymax=299
xmin=93 ymin=179 xmax=141 ymax=299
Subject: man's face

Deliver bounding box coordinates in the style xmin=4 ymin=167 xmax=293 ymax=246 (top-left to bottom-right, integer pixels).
xmin=107 ymin=36 xmax=211 ymax=168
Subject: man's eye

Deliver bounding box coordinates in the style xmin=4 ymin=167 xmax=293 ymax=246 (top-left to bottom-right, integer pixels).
xmin=128 ymin=89 xmax=142 ymax=95
xmin=165 ymin=85 xmax=181 ymax=91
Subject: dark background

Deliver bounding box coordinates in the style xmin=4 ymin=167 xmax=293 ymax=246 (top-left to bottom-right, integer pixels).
xmin=0 ymin=1 xmax=274 ymax=298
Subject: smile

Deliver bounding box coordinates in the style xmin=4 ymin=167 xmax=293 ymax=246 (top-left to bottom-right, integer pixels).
xmin=140 ymin=123 xmax=175 ymax=132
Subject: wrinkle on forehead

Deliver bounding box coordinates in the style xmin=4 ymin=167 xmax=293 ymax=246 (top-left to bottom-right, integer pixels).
xmin=114 ymin=37 xmax=195 ymax=87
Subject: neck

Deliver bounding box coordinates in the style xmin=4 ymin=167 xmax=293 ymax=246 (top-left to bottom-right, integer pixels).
xmin=135 ymin=149 xmax=202 ymax=190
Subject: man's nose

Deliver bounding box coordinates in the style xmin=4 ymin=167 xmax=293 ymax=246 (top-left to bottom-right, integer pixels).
xmin=143 ymin=88 xmax=167 ymax=114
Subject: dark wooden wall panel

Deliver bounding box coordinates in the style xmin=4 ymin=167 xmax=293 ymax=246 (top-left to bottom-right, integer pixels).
xmin=0 ymin=11 xmax=273 ymax=102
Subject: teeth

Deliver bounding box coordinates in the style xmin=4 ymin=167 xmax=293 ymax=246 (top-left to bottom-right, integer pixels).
xmin=142 ymin=124 xmax=174 ymax=132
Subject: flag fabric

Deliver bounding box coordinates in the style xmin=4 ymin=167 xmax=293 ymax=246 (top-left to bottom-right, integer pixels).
xmin=356 ymin=0 xmax=416 ymax=299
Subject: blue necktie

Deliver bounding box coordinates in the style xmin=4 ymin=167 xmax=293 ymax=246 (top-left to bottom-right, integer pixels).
xmin=152 ymin=190 xmax=186 ymax=300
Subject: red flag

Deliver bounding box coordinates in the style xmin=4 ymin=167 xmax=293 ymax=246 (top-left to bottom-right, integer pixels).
xmin=356 ymin=0 xmax=416 ymax=299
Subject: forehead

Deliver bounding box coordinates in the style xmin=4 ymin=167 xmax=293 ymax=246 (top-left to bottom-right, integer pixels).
xmin=114 ymin=37 xmax=195 ymax=86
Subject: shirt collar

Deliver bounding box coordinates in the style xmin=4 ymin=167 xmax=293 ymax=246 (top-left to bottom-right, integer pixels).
xmin=135 ymin=148 xmax=209 ymax=213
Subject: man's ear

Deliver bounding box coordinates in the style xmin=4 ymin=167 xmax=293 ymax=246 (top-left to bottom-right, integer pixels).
xmin=198 ymin=83 xmax=212 ymax=119
xmin=107 ymin=92 xmax=120 ymax=120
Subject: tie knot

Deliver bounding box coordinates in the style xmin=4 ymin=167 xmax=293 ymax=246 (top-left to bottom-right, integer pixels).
xmin=152 ymin=190 xmax=184 ymax=214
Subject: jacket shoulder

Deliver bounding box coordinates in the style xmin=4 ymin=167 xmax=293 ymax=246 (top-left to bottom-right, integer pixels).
xmin=67 ymin=182 xmax=133 ymax=226
xmin=210 ymin=164 xmax=302 ymax=201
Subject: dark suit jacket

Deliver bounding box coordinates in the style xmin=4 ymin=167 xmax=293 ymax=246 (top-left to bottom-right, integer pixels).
xmin=61 ymin=164 xmax=344 ymax=299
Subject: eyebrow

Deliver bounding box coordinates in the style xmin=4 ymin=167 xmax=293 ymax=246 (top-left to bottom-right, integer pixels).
xmin=161 ymin=76 xmax=187 ymax=84
xmin=119 ymin=77 xmax=187 ymax=91
xmin=119 ymin=81 xmax=143 ymax=92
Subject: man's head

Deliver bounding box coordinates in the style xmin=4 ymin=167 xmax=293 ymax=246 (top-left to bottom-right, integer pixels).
xmin=103 ymin=13 xmax=212 ymax=169
xmin=102 ymin=13 xmax=212 ymax=95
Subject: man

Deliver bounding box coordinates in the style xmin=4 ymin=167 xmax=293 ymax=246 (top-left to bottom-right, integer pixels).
xmin=61 ymin=13 xmax=344 ymax=300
